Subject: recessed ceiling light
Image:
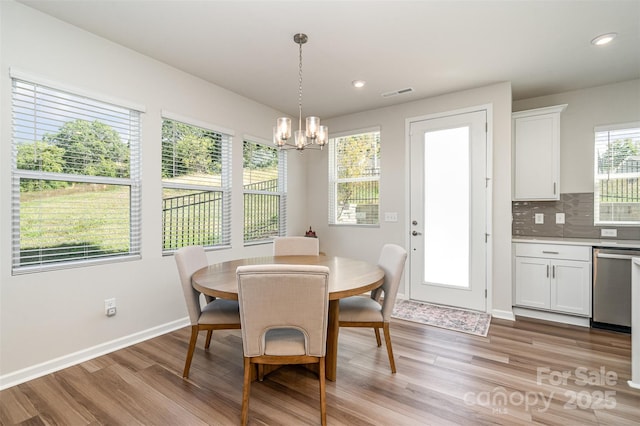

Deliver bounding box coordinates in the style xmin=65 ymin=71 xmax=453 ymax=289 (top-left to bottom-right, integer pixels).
xmin=352 ymin=80 xmax=366 ymax=88
xmin=591 ymin=32 xmax=617 ymax=46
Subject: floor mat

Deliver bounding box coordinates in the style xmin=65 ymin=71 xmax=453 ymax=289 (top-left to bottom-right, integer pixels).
xmin=392 ymin=299 xmax=491 ymax=337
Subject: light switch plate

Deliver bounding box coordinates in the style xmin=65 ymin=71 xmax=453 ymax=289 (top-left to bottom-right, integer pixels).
xmin=534 ymin=213 xmax=544 ymax=224
xmin=556 ymin=213 xmax=565 ymax=224
xmin=384 ymin=212 xmax=398 ymax=222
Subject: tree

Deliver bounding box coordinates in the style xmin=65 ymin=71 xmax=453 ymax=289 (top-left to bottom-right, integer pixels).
xmin=243 ymin=141 xmax=278 ymax=169
xmin=335 ymin=133 xmax=381 ymax=220
xmin=44 ymin=119 xmax=129 ymax=178
xmin=17 ymin=141 xmax=68 ymax=191
xmin=598 ymin=138 xmax=638 ymax=173
xmin=161 ymin=120 xmax=222 ymax=178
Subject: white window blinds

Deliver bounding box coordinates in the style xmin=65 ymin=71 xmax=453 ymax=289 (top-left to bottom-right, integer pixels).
xmin=243 ymin=140 xmax=287 ymax=243
xmin=11 ymin=78 xmax=142 ymax=273
xmin=594 ymin=123 xmax=640 ymax=225
xmin=161 ymin=118 xmax=232 ymax=252
xmin=328 ymin=129 xmax=381 ymax=225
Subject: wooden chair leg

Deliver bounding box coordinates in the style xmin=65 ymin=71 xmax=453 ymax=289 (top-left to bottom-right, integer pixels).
xmin=204 ymin=330 xmax=213 ymax=349
xmin=374 ymin=328 xmax=382 ymax=347
xmin=241 ymin=357 xmax=251 ymax=426
xmin=183 ymin=325 xmax=199 ymax=378
xmin=383 ymin=322 xmax=396 ymax=373
xmin=319 ymin=358 xmax=327 ymax=426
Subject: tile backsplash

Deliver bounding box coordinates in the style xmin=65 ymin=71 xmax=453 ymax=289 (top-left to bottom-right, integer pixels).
xmin=512 ymin=192 xmax=640 ymax=240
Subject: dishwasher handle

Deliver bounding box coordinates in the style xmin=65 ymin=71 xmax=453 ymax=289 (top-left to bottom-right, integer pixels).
xmin=596 ymin=252 xmax=639 ymax=261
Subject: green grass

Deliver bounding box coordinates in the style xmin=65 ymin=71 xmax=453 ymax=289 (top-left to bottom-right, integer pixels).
xmin=19 ymin=183 xmax=130 ymax=264
xmin=19 ymin=169 xmax=283 ymax=264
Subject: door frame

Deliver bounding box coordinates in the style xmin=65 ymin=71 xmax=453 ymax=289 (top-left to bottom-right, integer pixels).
xmin=404 ymin=104 xmax=493 ymax=313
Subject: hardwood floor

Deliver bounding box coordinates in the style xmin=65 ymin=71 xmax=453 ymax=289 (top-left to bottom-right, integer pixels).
xmin=1 ymin=317 xmax=639 ymax=425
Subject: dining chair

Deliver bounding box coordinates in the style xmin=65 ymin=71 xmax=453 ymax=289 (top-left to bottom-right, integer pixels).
xmin=338 ymin=243 xmax=407 ymax=373
xmin=236 ymin=264 xmax=330 ymax=426
xmin=174 ymin=245 xmax=241 ymax=379
xmin=272 ymin=236 xmax=319 ymax=256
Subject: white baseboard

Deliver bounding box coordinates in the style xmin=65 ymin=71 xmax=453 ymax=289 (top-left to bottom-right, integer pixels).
xmin=513 ymin=307 xmax=590 ymax=327
xmin=491 ymin=309 xmax=515 ymax=321
xmin=0 ymin=317 xmax=189 ymax=391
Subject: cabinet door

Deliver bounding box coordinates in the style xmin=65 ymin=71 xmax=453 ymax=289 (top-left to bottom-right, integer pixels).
xmin=513 ymin=114 xmax=559 ymax=200
xmin=515 ymin=257 xmax=550 ymax=309
xmin=512 ymin=106 xmax=565 ymax=201
xmin=550 ymin=260 xmax=591 ymax=316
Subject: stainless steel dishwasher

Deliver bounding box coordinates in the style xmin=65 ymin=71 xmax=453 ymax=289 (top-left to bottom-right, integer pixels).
xmin=592 ymin=247 xmax=640 ymax=332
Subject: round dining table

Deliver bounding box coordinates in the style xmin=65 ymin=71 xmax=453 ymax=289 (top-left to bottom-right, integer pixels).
xmin=191 ymin=254 xmax=385 ymax=381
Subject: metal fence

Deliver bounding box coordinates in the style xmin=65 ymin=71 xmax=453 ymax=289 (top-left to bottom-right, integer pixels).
xmin=244 ymin=179 xmax=278 ymax=192
xmin=162 ymin=180 xmax=282 ymax=249
xmin=244 ymin=178 xmax=280 ymax=242
xmin=162 ymin=191 xmax=223 ymax=250
xmin=337 ymin=180 xmax=379 ymax=224
xmin=599 ymin=178 xmax=640 ymax=202
xmin=244 ymin=193 xmax=280 ymax=241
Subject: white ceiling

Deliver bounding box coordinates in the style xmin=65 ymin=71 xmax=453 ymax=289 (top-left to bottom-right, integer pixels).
xmin=17 ymin=0 xmax=640 ymax=119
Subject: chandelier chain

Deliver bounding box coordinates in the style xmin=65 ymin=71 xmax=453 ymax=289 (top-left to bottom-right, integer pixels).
xmin=298 ymin=38 xmax=303 ymax=132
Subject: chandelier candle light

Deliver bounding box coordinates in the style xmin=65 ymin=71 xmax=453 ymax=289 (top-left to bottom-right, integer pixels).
xmin=274 ymin=33 xmax=328 ymax=151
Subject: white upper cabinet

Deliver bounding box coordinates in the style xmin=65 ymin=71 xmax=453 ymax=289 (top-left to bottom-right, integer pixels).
xmin=512 ymin=104 xmax=567 ymax=200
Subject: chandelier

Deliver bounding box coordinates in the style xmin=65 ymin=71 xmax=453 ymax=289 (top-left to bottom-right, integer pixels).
xmin=273 ymin=33 xmax=328 ymax=151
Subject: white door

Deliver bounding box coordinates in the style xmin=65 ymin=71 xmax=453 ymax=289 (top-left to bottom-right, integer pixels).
xmin=409 ymin=110 xmax=488 ymax=311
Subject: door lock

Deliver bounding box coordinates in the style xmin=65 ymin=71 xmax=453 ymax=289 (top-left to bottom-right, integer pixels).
xmin=412 ymin=230 xmax=422 ymax=236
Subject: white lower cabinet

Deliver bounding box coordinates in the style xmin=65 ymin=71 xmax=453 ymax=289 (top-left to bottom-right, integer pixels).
xmin=514 ymin=243 xmax=591 ymax=317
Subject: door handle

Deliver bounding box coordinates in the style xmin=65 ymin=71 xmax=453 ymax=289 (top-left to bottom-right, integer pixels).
xmin=412 ymin=231 xmax=422 ymax=236
xmin=596 ymin=253 xmax=636 ymax=260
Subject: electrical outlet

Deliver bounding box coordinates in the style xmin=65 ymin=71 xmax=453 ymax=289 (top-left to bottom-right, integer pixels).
xmin=534 ymin=213 xmax=544 ymax=224
xmin=105 ymin=298 xmax=117 ymax=317
xmin=556 ymin=213 xmax=565 ymax=224
xmin=601 ymin=229 xmax=617 ymax=238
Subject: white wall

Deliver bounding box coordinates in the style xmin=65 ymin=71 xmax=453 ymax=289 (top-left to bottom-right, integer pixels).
xmin=513 ymin=79 xmax=640 ymax=194
xmin=0 ymin=1 xmax=308 ymax=386
xmin=306 ymin=82 xmax=514 ymax=319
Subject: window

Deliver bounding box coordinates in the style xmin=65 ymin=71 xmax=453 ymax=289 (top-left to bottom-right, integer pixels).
xmin=243 ymin=140 xmax=287 ymax=243
xmin=594 ymin=123 xmax=640 ymax=225
xmin=328 ymin=129 xmax=380 ymax=225
xmin=11 ymin=78 xmax=141 ymax=273
xmin=161 ymin=116 xmax=231 ymax=252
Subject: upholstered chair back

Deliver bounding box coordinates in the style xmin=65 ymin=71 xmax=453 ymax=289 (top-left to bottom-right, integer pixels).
xmin=174 ymin=245 xmax=208 ymax=325
xmin=376 ymin=244 xmax=408 ymax=321
xmin=272 ymin=236 xmax=319 ymax=256
xmin=237 ymin=264 xmax=330 ymax=358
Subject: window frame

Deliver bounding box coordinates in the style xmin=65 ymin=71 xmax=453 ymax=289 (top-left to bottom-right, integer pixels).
xmin=594 ymin=122 xmax=640 ymax=226
xmin=242 ymin=138 xmax=287 ymax=245
xmin=160 ymin=112 xmax=233 ymax=253
xmin=10 ymin=73 xmax=143 ymax=274
xmin=328 ymin=127 xmax=381 ymax=227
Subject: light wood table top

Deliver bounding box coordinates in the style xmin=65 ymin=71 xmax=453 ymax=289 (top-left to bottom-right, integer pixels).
xmin=191 ymin=254 xmax=384 ymax=381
